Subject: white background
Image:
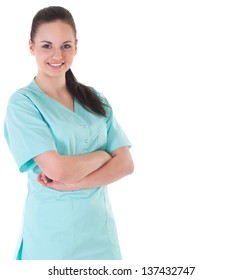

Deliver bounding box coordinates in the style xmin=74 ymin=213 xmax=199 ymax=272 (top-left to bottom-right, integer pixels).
xmin=0 ymin=0 xmax=243 ymax=279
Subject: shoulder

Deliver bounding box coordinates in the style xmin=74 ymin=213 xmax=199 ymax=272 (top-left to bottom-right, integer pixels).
xmin=5 ymin=86 xmax=42 ymax=122
xmin=7 ymin=80 xmax=40 ymax=108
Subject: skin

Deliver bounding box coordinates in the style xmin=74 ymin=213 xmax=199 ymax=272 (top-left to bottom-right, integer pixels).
xmin=31 ymin=20 xmax=134 ymax=190
xmin=29 ymin=21 xmax=77 ymax=110
xmin=37 ymin=146 xmax=134 ymax=191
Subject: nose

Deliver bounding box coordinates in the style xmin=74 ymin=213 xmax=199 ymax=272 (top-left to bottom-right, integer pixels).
xmin=52 ymin=47 xmax=63 ymax=60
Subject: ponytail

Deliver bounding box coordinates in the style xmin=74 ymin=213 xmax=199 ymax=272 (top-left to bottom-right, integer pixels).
xmin=66 ymin=69 xmax=107 ymax=117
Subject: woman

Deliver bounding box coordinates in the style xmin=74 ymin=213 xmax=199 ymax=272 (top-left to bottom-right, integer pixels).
xmin=4 ymin=6 xmax=133 ymax=260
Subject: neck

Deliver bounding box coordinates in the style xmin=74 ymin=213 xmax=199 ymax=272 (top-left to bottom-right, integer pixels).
xmin=35 ymin=73 xmax=67 ymax=98
xmin=35 ymin=73 xmax=74 ymax=112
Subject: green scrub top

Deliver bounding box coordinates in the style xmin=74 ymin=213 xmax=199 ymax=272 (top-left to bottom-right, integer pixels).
xmin=4 ymin=79 xmax=131 ymax=260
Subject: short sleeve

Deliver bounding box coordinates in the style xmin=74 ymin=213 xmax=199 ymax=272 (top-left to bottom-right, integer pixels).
xmin=102 ymin=95 xmax=132 ymax=154
xmin=4 ymin=93 xmax=57 ymax=172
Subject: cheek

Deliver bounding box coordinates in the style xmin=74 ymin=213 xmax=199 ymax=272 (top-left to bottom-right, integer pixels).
xmin=34 ymin=53 xmax=49 ymax=67
xmin=65 ymin=53 xmax=76 ymax=64
xmin=68 ymin=56 xmax=75 ymax=63
xmin=37 ymin=49 xmax=50 ymax=58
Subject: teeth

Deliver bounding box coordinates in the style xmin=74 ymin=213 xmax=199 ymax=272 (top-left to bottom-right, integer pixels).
xmin=50 ymin=63 xmax=63 ymax=66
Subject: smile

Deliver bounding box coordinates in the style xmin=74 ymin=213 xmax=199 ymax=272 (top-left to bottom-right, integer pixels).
xmin=48 ymin=63 xmax=64 ymax=67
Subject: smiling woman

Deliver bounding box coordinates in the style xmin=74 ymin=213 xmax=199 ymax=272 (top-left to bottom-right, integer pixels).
xmin=4 ymin=6 xmax=133 ymax=260
xmin=29 ymin=20 xmax=78 ymax=111
xmin=29 ymin=21 xmax=77 ymax=78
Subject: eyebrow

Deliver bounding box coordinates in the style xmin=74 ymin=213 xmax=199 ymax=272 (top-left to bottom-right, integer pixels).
xmin=40 ymin=40 xmax=73 ymax=44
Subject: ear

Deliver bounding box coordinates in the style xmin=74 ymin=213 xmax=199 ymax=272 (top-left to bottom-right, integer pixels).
xmin=29 ymin=39 xmax=35 ymax=55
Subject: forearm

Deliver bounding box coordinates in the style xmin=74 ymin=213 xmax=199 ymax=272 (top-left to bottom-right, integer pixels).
xmin=69 ymin=147 xmax=134 ymax=189
xmin=37 ymin=147 xmax=134 ymax=191
xmin=77 ymin=155 xmax=133 ymax=188
xmin=34 ymin=150 xmax=112 ymax=183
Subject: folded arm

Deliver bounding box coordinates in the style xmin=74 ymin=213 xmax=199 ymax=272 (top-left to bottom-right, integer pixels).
xmin=34 ymin=150 xmax=112 ymax=183
xmin=37 ymin=146 xmax=134 ymax=191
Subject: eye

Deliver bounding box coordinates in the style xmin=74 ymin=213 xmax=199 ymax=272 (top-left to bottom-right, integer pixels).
xmin=41 ymin=44 xmax=52 ymax=49
xmin=62 ymin=44 xmax=72 ymax=49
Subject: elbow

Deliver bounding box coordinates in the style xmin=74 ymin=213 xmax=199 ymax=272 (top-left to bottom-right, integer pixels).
xmin=51 ymin=169 xmax=67 ymax=182
xmin=126 ymin=158 xmax=134 ymax=175
xmin=43 ymin=160 xmax=73 ymax=183
xmin=34 ymin=151 xmax=69 ymax=182
xmin=44 ymin=166 xmax=66 ymax=182
xmin=35 ymin=151 xmax=81 ymax=183
xmin=51 ymin=165 xmax=88 ymax=183
xmin=51 ymin=168 xmax=80 ymax=183
xmin=121 ymin=149 xmax=134 ymax=176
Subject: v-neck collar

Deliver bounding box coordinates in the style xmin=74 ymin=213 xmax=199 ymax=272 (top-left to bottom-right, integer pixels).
xmin=31 ymin=78 xmax=76 ymax=113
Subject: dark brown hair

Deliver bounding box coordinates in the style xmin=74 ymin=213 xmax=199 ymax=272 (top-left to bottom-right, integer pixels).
xmin=30 ymin=6 xmax=107 ymax=116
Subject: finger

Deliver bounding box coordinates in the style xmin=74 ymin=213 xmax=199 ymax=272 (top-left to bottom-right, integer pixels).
xmin=37 ymin=173 xmax=49 ymax=185
xmin=41 ymin=173 xmax=49 ymax=184
xmin=37 ymin=173 xmax=43 ymax=183
xmin=37 ymin=177 xmax=46 ymax=186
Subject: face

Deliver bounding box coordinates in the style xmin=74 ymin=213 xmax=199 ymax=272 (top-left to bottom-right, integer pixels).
xmin=29 ymin=20 xmax=77 ymax=78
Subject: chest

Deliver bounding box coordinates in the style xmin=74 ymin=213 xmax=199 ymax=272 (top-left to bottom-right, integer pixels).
xmin=38 ymin=99 xmax=107 ymax=154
